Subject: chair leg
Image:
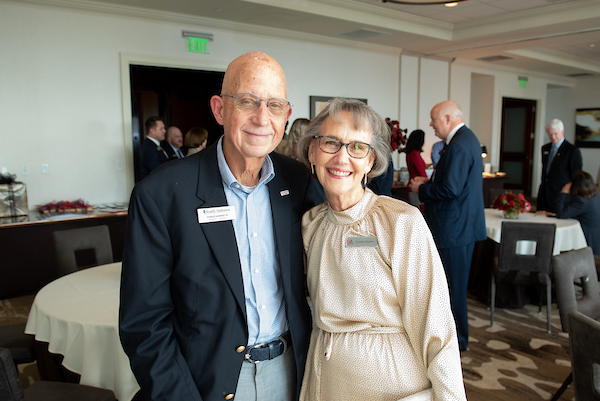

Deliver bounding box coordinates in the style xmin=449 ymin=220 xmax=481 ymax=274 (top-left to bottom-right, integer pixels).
xmin=490 ymin=276 xmax=496 ymax=327
xmin=546 ymin=280 xmax=552 ymax=334
xmin=550 ymin=372 xmax=572 ymax=401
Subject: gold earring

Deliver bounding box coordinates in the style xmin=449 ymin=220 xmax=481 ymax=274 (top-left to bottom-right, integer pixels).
xmin=311 ymin=163 xmax=315 ymax=175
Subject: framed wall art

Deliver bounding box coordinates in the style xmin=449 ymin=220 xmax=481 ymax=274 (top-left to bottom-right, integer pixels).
xmin=575 ymin=108 xmax=600 ymax=148
xmin=309 ymin=96 xmax=367 ymax=119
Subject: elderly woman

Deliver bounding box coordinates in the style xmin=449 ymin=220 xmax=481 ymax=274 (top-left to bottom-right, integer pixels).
xmin=556 ymin=170 xmax=600 ymax=255
xmin=296 ymin=97 xmax=465 ymax=401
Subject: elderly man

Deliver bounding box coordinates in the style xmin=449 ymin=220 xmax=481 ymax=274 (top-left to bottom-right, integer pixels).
xmin=120 ymin=52 xmax=320 ymax=401
xmin=162 ymin=126 xmax=185 ymax=159
xmin=537 ymin=118 xmax=582 ymax=213
xmin=408 ymin=100 xmax=486 ymax=352
xmin=139 ymin=116 xmax=168 ymax=179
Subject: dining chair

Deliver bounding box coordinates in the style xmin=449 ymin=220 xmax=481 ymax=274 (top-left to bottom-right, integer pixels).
xmin=0 ymin=323 xmax=35 ymax=366
xmin=568 ymin=310 xmax=600 ymax=401
xmin=490 ymin=222 xmax=556 ymax=333
xmin=550 ymin=246 xmax=600 ymax=401
xmin=52 ymin=225 xmax=113 ymax=277
xmin=0 ymin=347 xmax=117 ymax=401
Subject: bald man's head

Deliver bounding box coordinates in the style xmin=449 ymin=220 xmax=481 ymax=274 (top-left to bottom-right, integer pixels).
xmin=430 ymin=101 xmax=464 ymax=140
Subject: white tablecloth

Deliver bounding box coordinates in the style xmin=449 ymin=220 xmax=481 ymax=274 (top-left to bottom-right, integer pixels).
xmin=25 ymin=263 xmax=139 ymax=401
xmin=485 ymin=208 xmax=588 ymax=255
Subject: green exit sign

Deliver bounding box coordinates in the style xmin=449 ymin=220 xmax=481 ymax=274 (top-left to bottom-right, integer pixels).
xmin=519 ymin=79 xmax=527 ymax=88
xmin=189 ymin=37 xmax=208 ymax=53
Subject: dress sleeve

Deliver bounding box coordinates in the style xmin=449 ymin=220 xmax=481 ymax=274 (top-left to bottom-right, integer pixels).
xmin=390 ymin=209 xmax=467 ymax=400
xmin=555 ymin=193 xmax=585 ymax=219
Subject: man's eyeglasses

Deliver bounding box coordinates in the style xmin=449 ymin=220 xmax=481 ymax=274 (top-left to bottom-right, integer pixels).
xmin=314 ymin=136 xmax=372 ymax=159
xmin=221 ymin=93 xmax=291 ymax=116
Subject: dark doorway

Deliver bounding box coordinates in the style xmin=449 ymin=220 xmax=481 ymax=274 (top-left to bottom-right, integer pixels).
xmin=130 ymin=65 xmax=225 ymax=182
xmin=500 ymin=98 xmax=536 ymax=195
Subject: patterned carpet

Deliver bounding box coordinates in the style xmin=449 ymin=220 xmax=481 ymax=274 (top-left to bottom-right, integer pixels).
xmin=1 ymin=294 xmax=575 ymax=400
xmin=463 ymin=297 xmax=574 ymax=401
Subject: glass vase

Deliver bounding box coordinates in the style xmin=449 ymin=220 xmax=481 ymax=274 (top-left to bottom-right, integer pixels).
xmin=503 ymin=209 xmax=519 ymax=219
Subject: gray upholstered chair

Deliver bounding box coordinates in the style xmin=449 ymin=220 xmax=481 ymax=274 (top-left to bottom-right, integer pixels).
xmin=0 ymin=347 xmax=116 ymax=401
xmin=490 ymin=222 xmax=556 ymax=333
xmin=0 ymin=324 xmax=35 ymax=367
xmin=550 ymin=246 xmax=600 ymax=401
xmin=568 ymin=310 xmax=600 ymax=401
xmin=52 ymin=225 xmax=113 ymax=276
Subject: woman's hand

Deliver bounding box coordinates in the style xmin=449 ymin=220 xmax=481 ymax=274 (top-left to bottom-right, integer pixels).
xmin=561 ymin=182 xmax=572 ymax=194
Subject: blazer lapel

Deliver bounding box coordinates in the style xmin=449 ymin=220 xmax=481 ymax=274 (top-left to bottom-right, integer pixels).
xmin=195 ymin=145 xmax=246 ymax=318
xmin=267 ymin=165 xmax=292 ymax=293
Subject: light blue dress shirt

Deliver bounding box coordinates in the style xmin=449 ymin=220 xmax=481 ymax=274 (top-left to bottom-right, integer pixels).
xmin=216 ymin=138 xmax=287 ymax=346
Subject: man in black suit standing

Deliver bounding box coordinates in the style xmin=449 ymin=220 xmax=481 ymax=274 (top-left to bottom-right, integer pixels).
xmin=139 ymin=116 xmax=168 ymax=179
xmin=120 ymin=52 xmax=319 ymax=401
xmin=408 ymin=100 xmax=486 ymax=352
xmin=162 ymin=126 xmax=185 ymax=160
xmin=537 ymin=118 xmax=582 ymax=213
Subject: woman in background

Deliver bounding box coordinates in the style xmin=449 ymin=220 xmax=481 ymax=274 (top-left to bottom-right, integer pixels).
xmin=184 ymin=127 xmax=208 ymax=156
xmin=280 ymin=118 xmax=311 ymax=159
xmin=405 ymin=129 xmax=427 ymax=209
xmin=556 ymin=170 xmax=600 ymax=255
xmin=297 ymin=97 xmax=465 ymax=401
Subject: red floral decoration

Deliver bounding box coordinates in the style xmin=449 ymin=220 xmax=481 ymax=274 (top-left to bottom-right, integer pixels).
xmin=491 ymin=191 xmax=531 ymax=213
xmin=386 ymin=118 xmax=408 ymax=151
xmin=36 ymin=199 xmax=93 ymax=215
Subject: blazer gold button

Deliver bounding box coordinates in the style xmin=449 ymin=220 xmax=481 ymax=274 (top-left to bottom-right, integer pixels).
xmin=225 ymin=394 xmax=234 ymax=400
xmin=236 ymin=346 xmax=245 ymax=353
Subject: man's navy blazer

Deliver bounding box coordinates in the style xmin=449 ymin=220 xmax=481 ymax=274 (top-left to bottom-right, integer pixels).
xmin=139 ymin=138 xmax=169 ymax=179
xmin=120 ymin=142 xmax=318 ymax=401
xmin=418 ymin=125 xmax=487 ymax=249
xmin=537 ymin=140 xmax=582 ymax=212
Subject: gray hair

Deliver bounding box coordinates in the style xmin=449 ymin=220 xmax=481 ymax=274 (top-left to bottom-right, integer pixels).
xmin=295 ymin=97 xmax=391 ymax=178
xmin=546 ymin=118 xmax=564 ymax=132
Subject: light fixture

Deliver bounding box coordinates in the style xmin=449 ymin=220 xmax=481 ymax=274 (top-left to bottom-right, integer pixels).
xmin=481 ymin=145 xmax=488 ymax=159
xmin=445 ymin=2 xmax=458 ymax=6
xmin=382 ymin=0 xmax=468 ymax=5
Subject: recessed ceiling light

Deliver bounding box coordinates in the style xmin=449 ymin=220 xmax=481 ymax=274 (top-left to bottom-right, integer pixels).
xmin=382 ymin=0 xmax=468 ymax=5
xmin=590 ymin=44 xmax=597 ymax=48
xmin=445 ymin=2 xmax=458 ymax=6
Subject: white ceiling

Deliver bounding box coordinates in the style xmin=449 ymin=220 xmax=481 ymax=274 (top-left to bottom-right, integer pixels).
xmin=89 ymin=0 xmax=600 ymax=77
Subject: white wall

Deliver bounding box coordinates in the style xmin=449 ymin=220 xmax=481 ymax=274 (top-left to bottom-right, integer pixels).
xmin=546 ymin=77 xmax=600 ymax=184
xmin=0 ymin=1 xmax=400 ymax=207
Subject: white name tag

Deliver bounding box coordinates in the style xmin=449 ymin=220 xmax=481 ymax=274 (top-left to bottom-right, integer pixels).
xmin=197 ymin=206 xmax=236 ymax=224
xmin=346 ymin=236 xmax=378 ymax=248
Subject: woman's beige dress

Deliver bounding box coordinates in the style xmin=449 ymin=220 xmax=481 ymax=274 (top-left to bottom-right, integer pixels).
xmin=300 ymin=189 xmax=466 ymax=401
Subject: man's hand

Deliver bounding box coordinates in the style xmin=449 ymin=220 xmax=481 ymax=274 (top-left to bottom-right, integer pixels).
xmin=408 ymin=176 xmax=429 ymax=193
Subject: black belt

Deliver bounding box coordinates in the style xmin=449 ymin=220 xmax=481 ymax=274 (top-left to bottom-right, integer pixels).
xmin=244 ymin=332 xmax=291 ymax=364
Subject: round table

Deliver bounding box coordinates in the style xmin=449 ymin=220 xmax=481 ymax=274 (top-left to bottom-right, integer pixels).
xmin=484 ymin=209 xmax=588 ymax=255
xmin=25 ymin=262 xmax=139 ymax=401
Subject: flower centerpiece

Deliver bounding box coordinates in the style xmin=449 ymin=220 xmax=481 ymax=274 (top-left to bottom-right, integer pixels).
xmin=385 ymin=118 xmax=408 ymax=151
xmin=491 ymin=191 xmax=531 ymax=219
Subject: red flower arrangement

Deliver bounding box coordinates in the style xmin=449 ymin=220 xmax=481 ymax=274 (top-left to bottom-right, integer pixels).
xmin=36 ymin=199 xmax=93 ymax=215
xmin=492 ymin=191 xmax=531 ymax=218
xmin=385 ymin=118 xmax=408 ymax=151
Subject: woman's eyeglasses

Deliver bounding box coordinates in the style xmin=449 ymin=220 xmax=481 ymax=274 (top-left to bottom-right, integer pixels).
xmin=315 ymin=136 xmax=372 ymax=159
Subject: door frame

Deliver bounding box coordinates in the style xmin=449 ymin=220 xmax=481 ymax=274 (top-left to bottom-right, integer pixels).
xmin=119 ymin=53 xmax=228 ymax=195
xmin=494 ymin=92 xmax=545 ymax=198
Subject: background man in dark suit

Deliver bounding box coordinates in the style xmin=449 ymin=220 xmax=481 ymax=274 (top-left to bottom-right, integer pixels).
xmin=139 ymin=116 xmax=168 ymax=179
xmin=162 ymin=125 xmax=185 ymax=160
xmin=408 ymin=100 xmax=486 ymax=352
xmin=537 ymin=118 xmax=582 ymax=213
xmin=120 ymin=52 xmax=319 ymax=401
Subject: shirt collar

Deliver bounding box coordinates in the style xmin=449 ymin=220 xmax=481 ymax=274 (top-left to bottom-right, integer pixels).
xmin=445 ymin=122 xmax=465 ymax=145
xmin=147 ymin=136 xmax=161 ymax=146
xmin=216 ymin=136 xmax=275 ymax=190
xmin=553 ymin=138 xmax=565 ymax=149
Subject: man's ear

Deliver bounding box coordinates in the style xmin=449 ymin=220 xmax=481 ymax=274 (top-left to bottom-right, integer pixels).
xmin=210 ymin=95 xmax=225 ymax=126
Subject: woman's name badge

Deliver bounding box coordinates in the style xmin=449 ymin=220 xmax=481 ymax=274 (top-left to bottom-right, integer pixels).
xmin=197 ymin=206 xmax=236 ymax=223
xmin=346 ymin=236 xmax=378 ymax=248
